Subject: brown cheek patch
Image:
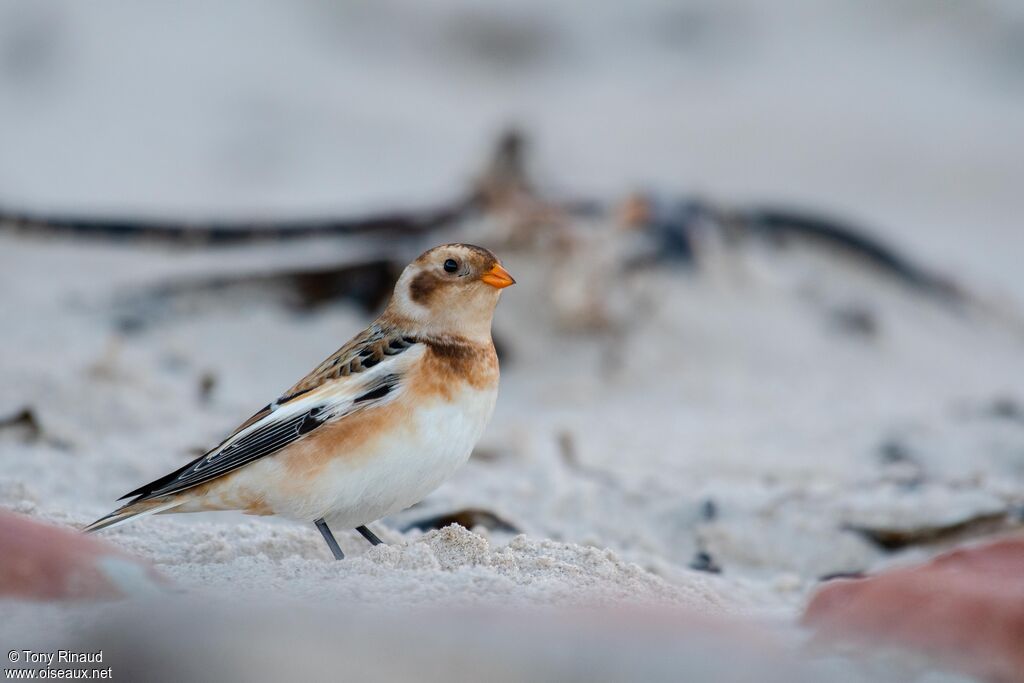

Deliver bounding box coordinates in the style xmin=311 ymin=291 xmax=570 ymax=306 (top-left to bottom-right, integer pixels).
xmin=409 ymin=271 xmax=440 ymax=305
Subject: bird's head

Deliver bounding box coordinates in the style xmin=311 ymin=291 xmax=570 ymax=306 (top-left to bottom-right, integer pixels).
xmin=385 ymin=243 xmax=514 ymax=340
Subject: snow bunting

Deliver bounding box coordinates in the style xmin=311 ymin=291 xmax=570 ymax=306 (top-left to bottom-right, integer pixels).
xmin=85 ymin=244 xmax=514 ymax=559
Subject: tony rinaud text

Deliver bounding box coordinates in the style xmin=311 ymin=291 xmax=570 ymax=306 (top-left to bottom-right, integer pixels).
xmin=14 ymin=653 xmax=102 ymax=666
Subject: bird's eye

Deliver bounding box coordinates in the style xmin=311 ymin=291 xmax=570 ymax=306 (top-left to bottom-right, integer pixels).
xmin=443 ymin=259 xmax=459 ymax=273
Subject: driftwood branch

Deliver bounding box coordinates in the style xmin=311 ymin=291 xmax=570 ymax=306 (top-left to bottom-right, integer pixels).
xmin=739 ymin=207 xmax=965 ymax=304
xmin=0 ymin=199 xmax=472 ymax=246
xmin=0 ymin=128 xmax=981 ymax=314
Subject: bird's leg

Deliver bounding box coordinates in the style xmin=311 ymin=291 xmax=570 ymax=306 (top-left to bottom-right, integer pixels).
xmin=356 ymin=525 xmax=383 ymax=546
xmin=314 ymin=518 xmax=345 ymax=560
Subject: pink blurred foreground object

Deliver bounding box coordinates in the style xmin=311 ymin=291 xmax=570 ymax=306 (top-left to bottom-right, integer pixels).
xmin=803 ymin=535 xmax=1024 ymax=682
xmin=0 ymin=510 xmax=166 ymax=601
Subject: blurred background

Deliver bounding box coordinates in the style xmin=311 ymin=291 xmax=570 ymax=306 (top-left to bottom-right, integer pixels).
xmin=2 ymin=2 xmax=1023 ymax=681
xmin=1 ymin=0 xmax=1022 ymax=291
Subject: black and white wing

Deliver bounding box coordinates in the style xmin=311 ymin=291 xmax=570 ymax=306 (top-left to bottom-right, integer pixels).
xmin=119 ymin=328 xmax=421 ymax=503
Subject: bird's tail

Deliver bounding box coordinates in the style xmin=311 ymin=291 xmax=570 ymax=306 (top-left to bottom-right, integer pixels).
xmin=83 ymin=498 xmax=183 ymax=533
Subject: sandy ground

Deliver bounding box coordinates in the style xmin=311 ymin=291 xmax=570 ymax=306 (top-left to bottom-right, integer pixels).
xmin=0 ymin=220 xmax=1021 ymax=680
xmin=1 ymin=1 xmax=1023 ymax=680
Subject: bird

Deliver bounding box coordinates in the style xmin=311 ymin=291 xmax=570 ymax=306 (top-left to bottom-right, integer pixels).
xmin=84 ymin=243 xmax=515 ymax=559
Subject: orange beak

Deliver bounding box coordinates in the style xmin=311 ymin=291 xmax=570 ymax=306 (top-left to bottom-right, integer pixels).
xmin=481 ymin=263 xmax=516 ymax=289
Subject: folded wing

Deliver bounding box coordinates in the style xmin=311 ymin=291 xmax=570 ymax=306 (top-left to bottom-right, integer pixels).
xmin=120 ymin=327 xmax=420 ymax=503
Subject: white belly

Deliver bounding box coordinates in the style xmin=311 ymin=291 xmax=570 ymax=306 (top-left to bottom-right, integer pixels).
xmin=304 ymin=385 xmax=497 ymax=527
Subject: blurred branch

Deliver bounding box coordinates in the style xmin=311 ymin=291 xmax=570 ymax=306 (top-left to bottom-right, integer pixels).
xmin=0 ymin=199 xmax=472 ymax=246
xmin=737 ymin=206 xmax=967 ymax=305
xmin=618 ymin=189 xmax=978 ymax=309
xmin=0 ymin=128 xmax=984 ymax=316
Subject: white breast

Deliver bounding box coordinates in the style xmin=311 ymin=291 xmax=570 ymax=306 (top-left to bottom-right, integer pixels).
xmin=310 ymin=385 xmax=498 ymax=527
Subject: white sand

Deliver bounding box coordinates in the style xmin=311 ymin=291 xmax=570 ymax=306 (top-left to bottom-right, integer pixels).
xmin=0 ymin=222 xmax=1020 ymax=681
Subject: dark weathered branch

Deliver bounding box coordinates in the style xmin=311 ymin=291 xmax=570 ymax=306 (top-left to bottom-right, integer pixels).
xmin=0 ymin=198 xmax=474 ymax=247
xmin=0 ymin=129 xmax=978 ymax=317
xmin=740 ymin=207 xmax=966 ymax=305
